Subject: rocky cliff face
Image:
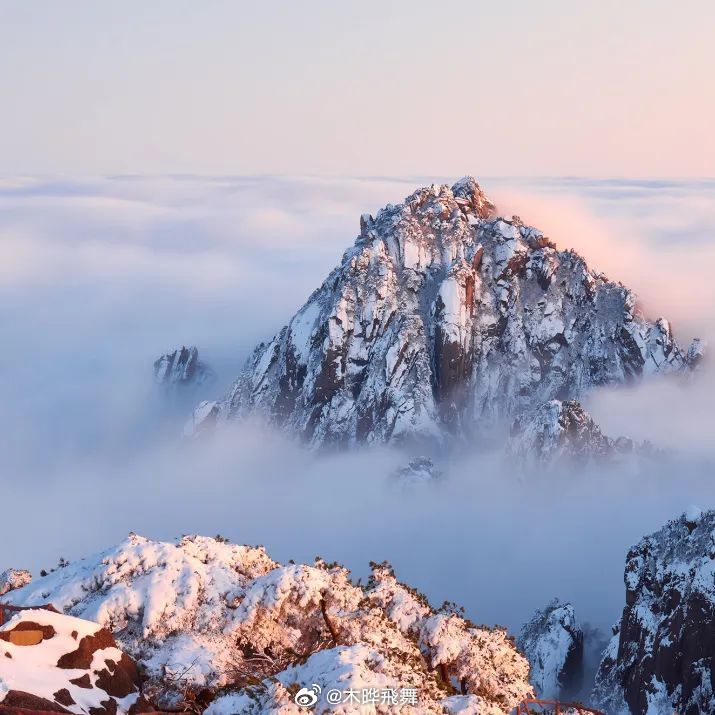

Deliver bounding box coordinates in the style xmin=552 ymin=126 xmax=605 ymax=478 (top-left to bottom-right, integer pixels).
xmin=518 ymin=600 xmax=584 ymax=699
xmin=154 ymin=345 xmax=214 ymax=388
xmin=196 ymin=177 xmax=698 ymax=447
xmin=5 ymin=535 xmax=532 ymax=714
xmin=594 ymin=508 xmax=715 ymax=714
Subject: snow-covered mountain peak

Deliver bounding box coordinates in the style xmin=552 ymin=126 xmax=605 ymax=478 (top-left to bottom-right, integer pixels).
xmin=190 ymin=178 xmax=699 ymax=448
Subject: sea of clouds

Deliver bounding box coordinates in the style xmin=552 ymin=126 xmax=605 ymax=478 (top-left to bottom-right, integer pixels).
xmin=0 ymin=174 xmax=713 ymax=654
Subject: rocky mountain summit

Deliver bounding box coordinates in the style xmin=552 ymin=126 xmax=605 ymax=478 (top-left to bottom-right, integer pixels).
xmin=594 ymin=508 xmax=715 ymax=714
xmin=6 ymin=535 xmax=532 ymax=714
xmin=518 ymin=600 xmax=584 ymax=699
xmin=193 ymin=177 xmax=699 ymax=447
xmin=154 ymin=345 xmax=214 ymax=389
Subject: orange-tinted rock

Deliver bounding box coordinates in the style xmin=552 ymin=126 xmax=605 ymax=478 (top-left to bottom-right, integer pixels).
xmin=56 ymin=627 xmax=116 ymax=669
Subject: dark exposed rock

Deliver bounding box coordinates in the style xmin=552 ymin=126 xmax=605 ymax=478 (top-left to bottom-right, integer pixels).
xmin=594 ymin=509 xmax=715 ymax=714
xmin=56 ymin=627 xmax=116 ymax=669
xmin=127 ymin=695 xmax=155 ymax=714
xmin=53 ymin=688 xmax=76 ymax=707
xmin=1 ymin=690 xmax=71 ymax=712
xmin=90 ymin=698 xmax=118 ymax=715
xmin=69 ymin=673 xmax=93 ymax=689
xmin=94 ymin=653 xmax=141 ymax=698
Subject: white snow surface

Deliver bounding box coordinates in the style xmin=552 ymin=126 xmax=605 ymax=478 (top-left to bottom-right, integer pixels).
xmin=0 ymin=609 xmax=141 ymax=714
xmin=518 ymin=600 xmax=582 ymax=698
xmin=6 ymin=535 xmax=532 ymax=712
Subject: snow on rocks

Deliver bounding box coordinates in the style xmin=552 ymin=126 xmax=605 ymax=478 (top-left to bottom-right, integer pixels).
xmin=686 ymin=337 xmax=705 ymax=370
xmin=6 ymin=536 xmax=532 ymax=713
xmin=200 ymin=177 xmax=699 ymax=448
xmin=154 ymin=345 xmax=214 ymax=388
xmin=518 ymin=600 xmax=583 ymax=699
xmin=0 ymin=569 xmax=31 ymax=596
xmin=508 ymin=400 xmax=616 ymax=466
xmin=390 ymin=456 xmax=442 ymax=489
xmin=4 ymin=534 xmax=277 ymax=708
xmin=184 ymin=399 xmax=220 ymax=436
xmin=0 ymin=608 xmax=148 ymax=715
xmin=208 ymin=643 xmax=436 ymax=714
xmin=594 ymin=509 xmax=715 ymax=714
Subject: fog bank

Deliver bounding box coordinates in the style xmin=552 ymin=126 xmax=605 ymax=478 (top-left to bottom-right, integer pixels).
xmin=1 ymin=174 xmax=713 ymax=639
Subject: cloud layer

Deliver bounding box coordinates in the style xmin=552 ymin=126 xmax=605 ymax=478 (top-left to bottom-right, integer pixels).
xmin=0 ymin=174 xmax=713 ymax=642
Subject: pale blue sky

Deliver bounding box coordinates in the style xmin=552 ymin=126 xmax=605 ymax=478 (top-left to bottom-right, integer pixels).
xmin=1 ymin=0 xmax=713 ymax=176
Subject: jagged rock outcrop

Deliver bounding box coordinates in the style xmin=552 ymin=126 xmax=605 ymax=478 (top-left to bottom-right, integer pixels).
xmin=686 ymin=338 xmax=705 ymax=372
xmin=194 ymin=177 xmax=698 ymax=447
xmin=518 ymin=600 xmax=584 ymax=699
xmin=184 ymin=399 xmax=220 ymax=436
xmin=507 ymin=399 xmax=648 ymax=466
xmin=5 ymin=535 xmax=532 ymax=713
xmin=154 ymin=346 xmax=214 ymax=388
xmin=0 ymin=568 xmax=31 ymax=596
xmin=0 ymin=608 xmax=148 ymax=714
xmin=594 ymin=508 xmax=715 ymax=714
xmin=390 ymin=456 xmax=442 ymax=488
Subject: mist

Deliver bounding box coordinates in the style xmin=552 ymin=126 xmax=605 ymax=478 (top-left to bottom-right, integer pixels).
xmin=1 ymin=174 xmax=713 ymax=645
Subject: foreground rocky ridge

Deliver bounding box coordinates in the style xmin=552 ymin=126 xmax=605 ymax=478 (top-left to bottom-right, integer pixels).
xmin=194 ymin=177 xmax=698 ymax=447
xmin=5 ymin=535 xmax=532 ymax=714
xmin=9 ymin=513 xmax=715 ymax=713
xmin=594 ymin=508 xmax=715 ymax=714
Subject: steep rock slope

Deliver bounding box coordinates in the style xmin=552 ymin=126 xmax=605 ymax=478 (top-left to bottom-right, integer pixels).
xmin=198 ymin=178 xmax=697 ymax=447
xmin=594 ymin=509 xmax=715 ymax=714
xmin=518 ymin=600 xmax=583 ymax=698
xmin=0 ymin=608 xmax=147 ymax=715
xmin=6 ymin=536 xmax=532 ymax=713
xmin=154 ymin=345 xmax=214 ymax=388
